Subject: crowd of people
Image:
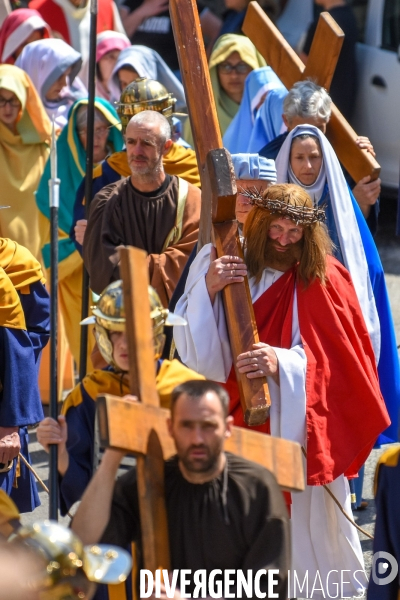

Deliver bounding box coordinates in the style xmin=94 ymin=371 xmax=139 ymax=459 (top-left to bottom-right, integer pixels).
xmin=0 ymin=1 xmax=400 ymax=599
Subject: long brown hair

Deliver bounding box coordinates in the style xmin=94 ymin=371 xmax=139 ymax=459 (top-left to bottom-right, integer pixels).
xmin=243 ymin=183 xmax=333 ymax=286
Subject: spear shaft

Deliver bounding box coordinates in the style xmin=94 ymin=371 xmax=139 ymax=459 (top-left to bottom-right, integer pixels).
xmin=49 ymin=117 xmax=60 ymax=520
xmin=79 ymin=0 xmax=98 ymax=381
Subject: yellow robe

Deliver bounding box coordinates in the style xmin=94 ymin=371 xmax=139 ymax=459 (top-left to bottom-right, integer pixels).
xmin=105 ymin=142 xmax=201 ymax=188
xmin=0 ymin=267 xmax=26 ymax=330
xmin=0 ymin=490 xmax=20 ymax=539
xmin=62 ymin=358 xmax=205 ymax=413
xmin=0 ymin=237 xmax=45 ymax=294
xmin=0 ymin=65 xmax=52 ymax=263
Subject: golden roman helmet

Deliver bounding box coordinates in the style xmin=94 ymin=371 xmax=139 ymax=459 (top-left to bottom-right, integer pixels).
xmin=81 ymin=280 xmax=186 ymax=369
xmin=9 ymin=520 xmax=131 ymax=600
xmin=115 ymin=77 xmax=177 ymax=130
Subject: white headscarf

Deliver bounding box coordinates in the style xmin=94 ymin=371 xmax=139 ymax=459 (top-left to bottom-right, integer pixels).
xmin=16 ymin=38 xmax=86 ymax=128
xmin=275 ymin=124 xmax=380 ymax=360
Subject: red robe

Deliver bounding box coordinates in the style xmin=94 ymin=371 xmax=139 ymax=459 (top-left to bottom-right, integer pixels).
xmin=29 ymin=0 xmax=115 ymax=45
xmin=224 ymin=256 xmax=390 ymax=486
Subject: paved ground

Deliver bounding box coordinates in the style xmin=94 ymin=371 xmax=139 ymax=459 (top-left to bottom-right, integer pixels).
xmin=21 ymin=197 xmax=400 ymax=598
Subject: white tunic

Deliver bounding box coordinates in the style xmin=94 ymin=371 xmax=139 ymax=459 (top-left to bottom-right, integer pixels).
xmin=174 ymin=243 xmax=367 ymax=599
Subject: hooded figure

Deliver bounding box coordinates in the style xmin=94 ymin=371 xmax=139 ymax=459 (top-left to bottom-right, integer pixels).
xmin=35 ymin=97 xmax=123 ymax=367
xmin=79 ymin=30 xmax=130 ymax=99
xmin=0 ymin=64 xmax=51 ymax=261
xmin=0 ymin=8 xmax=51 ymax=64
xmin=184 ymin=34 xmax=266 ymax=146
xmin=223 ymin=67 xmax=286 ymax=154
xmin=15 ymin=38 xmax=86 ymax=129
xmin=28 ymin=0 xmax=125 ymax=63
xmin=0 ymin=239 xmax=50 ymax=514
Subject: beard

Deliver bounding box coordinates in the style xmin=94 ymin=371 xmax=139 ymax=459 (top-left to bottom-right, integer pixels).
xmin=264 ymin=237 xmax=303 ymax=272
xmin=128 ymin=155 xmax=163 ymax=179
xmin=176 ymin=442 xmax=222 ymax=474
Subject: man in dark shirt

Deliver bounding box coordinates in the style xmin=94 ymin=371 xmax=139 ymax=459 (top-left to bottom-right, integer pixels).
xmin=301 ymin=0 xmax=358 ymax=121
xmin=72 ymin=380 xmax=291 ymax=599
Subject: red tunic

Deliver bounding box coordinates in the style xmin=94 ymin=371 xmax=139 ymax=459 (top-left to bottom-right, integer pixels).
xmin=29 ymin=0 xmax=115 ymax=45
xmin=223 ymin=256 xmax=390 ymax=486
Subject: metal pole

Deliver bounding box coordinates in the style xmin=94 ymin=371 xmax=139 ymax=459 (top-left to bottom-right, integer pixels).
xmin=79 ymin=0 xmax=98 ymax=381
xmin=49 ymin=117 xmax=60 ymax=520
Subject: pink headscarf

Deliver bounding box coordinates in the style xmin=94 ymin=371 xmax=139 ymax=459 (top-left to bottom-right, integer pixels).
xmin=0 ymin=9 xmax=51 ymax=64
xmin=96 ymin=30 xmax=130 ymax=63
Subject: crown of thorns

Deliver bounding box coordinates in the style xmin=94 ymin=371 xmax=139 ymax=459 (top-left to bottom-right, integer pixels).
xmin=239 ymin=186 xmax=326 ymax=225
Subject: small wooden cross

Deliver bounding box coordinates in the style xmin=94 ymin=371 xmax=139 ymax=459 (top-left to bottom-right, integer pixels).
xmin=242 ymin=2 xmax=381 ymax=183
xmin=96 ymin=246 xmax=305 ymax=573
xmin=170 ymin=0 xmax=270 ymax=426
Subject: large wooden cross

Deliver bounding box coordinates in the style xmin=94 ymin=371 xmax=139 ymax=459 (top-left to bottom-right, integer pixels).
xmin=242 ymin=2 xmax=381 ymax=183
xmin=169 ymin=0 xmax=270 ymax=427
xmin=96 ymin=246 xmax=304 ymax=574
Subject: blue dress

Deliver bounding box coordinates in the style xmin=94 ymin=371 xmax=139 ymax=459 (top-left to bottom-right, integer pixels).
xmin=319 ymin=183 xmax=400 ymax=446
xmin=0 ymin=281 xmax=50 ymax=512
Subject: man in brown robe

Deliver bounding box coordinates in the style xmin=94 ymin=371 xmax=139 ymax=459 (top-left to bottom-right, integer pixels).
xmin=83 ymin=110 xmax=201 ymax=306
xmin=72 ymin=379 xmax=291 ymax=600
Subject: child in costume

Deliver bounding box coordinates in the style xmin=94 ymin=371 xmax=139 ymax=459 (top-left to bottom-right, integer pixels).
xmin=37 ymin=280 xmax=203 ymax=515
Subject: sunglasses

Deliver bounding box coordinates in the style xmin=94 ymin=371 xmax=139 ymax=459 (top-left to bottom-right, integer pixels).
xmin=217 ymin=62 xmax=251 ymax=75
xmin=0 ymin=96 xmax=21 ymax=108
xmin=77 ymin=125 xmax=112 ymax=138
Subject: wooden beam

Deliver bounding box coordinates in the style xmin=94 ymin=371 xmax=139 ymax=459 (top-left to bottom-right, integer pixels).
xmin=207 ymin=149 xmax=270 ymax=426
xmin=119 ymin=247 xmax=159 ymax=407
xmin=137 ymin=431 xmax=170 ymax=573
xmin=243 ymin=2 xmax=305 ymax=86
xmin=119 ymin=247 xmax=170 ymax=573
xmin=170 ymin=0 xmax=222 ymax=249
xmin=169 ymin=0 xmax=221 ymax=170
xmin=242 ymin=1 xmax=380 ymax=182
xmin=303 ymin=12 xmax=344 ymax=90
xmin=170 ymin=0 xmax=269 ymax=426
xmin=97 ymin=395 xmax=305 ymax=492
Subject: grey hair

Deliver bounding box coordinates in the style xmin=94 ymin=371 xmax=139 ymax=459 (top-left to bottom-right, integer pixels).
xmin=76 ymin=105 xmax=109 ymax=130
xmin=283 ymin=80 xmax=332 ymax=123
xmin=128 ymin=110 xmax=172 ymax=144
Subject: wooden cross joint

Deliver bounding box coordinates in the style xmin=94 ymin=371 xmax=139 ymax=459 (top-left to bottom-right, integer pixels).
xmin=97 ymin=396 xmax=305 ymax=493
xmin=205 ymin=148 xmax=271 ymax=426
xmin=114 ymin=246 xmax=171 ymax=573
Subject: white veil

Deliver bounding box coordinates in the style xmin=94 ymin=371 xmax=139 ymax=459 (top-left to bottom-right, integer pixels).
xmin=275 ymin=124 xmax=380 ymax=360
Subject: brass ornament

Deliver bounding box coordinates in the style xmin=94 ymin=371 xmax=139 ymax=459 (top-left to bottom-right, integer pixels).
xmin=9 ymin=520 xmax=132 ymax=599
xmin=82 ymin=281 xmax=186 ymax=369
xmin=115 ymin=77 xmax=177 ymax=130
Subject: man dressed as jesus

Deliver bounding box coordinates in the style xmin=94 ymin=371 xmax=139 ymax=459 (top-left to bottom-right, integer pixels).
xmin=173 ymin=183 xmax=390 ymax=599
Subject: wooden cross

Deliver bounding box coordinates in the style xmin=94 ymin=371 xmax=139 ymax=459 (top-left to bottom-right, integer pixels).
xmin=169 ymin=0 xmax=270 ymax=426
xmin=242 ymin=2 xmax=381 ymax=183
xmin=96 ymin=246 xmax=304 ymax=573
